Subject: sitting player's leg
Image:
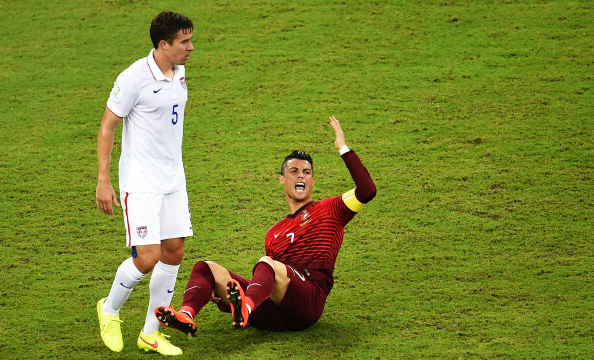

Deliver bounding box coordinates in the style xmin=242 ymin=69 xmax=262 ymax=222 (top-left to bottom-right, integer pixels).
xmin=252 ymin=256 xmax=290 ymax=306
xmin=248 ymin=264 xmax=326 ymax=331
xmin=155 ymin=260 xmax=238 ymax=334
xmin=226 ymin=257 xmax=290 ymax=328
xmin=154 ymin=306 xmax=197 ymax=336
xmin=155 ymin=260 xmax=211 ymax=334
xmin=207 ymin=261 xmax=236 ymax=304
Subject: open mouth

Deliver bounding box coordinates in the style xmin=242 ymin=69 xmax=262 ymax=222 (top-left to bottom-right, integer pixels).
xmin=295 ymin=182 xmax=306 ymax=192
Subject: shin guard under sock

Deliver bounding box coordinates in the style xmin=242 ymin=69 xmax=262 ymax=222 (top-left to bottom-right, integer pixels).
xmin=245 ymin=262 xmax=275 ymax=311
xmin=180 ymin=261 xmax=216 ymax=318
xmin=143 ymin=261 xmax=179 ymax=335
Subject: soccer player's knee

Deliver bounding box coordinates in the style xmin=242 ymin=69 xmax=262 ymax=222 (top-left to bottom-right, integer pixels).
xmin=256 ymin=257 xmax=288 ymax=283
xmin=191 ymin=261 xmax=211 ymax=274
xmin=205 ymin=260 xmax=224 ymax=273
xmin=134 ymin=252 xmax=160 ymax=273
xmin=256 ymin=256 xmax=277 ymax=272
xmin=258 ymin=256 xmax=274 ymax=267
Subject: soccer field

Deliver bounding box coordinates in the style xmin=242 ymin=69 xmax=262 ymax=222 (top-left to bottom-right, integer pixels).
xmin=0 ymin=0 xmax=592 ymax=359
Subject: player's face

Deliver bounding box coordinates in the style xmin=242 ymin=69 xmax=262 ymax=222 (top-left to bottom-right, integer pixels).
xmin=279 ymin=159 xmax=315 ymax=203
xmin=164 ymin=29 xmax=194 ymax=65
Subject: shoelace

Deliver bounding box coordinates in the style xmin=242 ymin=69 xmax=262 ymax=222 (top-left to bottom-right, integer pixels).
xmin=101 ymin=317 xmax=122 ymax=332
xmin=155 ymin=332 xmax=172 ymax=341
xmin=104 ymin=313 xmax=123 ymax=324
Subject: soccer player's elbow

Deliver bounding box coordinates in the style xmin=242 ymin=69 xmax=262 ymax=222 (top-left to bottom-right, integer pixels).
xmin=356 ymin=184 xmax=376 ymax=204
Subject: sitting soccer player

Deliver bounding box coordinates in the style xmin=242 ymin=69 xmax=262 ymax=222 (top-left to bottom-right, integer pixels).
xmin=155 ymin=115 xmax=376 ymax=334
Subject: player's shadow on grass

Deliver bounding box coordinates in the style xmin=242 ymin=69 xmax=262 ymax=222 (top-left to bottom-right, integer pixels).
xmin=216 ymin=319 xmax=361 ymax=356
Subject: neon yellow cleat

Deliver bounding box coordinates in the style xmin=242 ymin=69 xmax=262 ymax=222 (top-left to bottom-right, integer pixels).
xmin=96 ymin=297 xmax=124 ymax=352
xmin=137 ymin=330 xmax=183 ymax=356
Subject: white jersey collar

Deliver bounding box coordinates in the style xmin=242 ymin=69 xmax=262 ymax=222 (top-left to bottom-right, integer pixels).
xmin=147 ymin=48 xmax=178 ymax=82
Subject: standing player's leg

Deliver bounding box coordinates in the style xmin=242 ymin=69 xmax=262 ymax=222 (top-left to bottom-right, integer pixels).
xmin=97 ymin=191 xmax=162 ymax=352
xmin=141 ymin=239 xmax=183 ymax=336
xmin=97 ymin=256 xmax=147 ymax=352
xmin=137 ymin=239 xmax=184 ymax=355
xmin=137 ymin=189 xmax=192 ymax=355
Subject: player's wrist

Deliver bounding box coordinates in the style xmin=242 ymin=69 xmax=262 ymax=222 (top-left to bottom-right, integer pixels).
xmin=338 ymin=145 xmax=350 ymax=155
xmin=97 ymin=175 xmax=111 ymax=184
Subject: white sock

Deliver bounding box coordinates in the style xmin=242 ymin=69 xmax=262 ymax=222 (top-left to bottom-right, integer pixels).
xmin=104 ymin=257 xmax=147 ymax=315
xmin=143 ymin=261 xmax=180 ymax=334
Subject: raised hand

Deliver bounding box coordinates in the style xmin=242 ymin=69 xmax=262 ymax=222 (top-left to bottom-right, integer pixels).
xmin=329 ymin=115 xmax=346 ymax=150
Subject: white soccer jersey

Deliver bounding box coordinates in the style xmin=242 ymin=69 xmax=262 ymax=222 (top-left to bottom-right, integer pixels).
xmin=107 ymin=49 xmax=188 ymax=194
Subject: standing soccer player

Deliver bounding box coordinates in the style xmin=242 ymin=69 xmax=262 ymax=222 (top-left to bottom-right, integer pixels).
xmin=95 ymin=11 xmax=195 ymax=356
xmin=154 ymin=115 xmax=376 ymax=334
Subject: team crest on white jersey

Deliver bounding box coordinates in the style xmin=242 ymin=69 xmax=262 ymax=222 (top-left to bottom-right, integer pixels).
xmin=137 ymin=226 xmax=148 ymax=238
xmin=180 ymin=77 xmax=187 ymax=90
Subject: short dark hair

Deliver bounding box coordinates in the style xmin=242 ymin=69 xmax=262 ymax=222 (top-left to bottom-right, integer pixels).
xmin=150 ymin=11 xmax=194 ymax=48
xmin=280 ymin=150 xmax=313 ymax=175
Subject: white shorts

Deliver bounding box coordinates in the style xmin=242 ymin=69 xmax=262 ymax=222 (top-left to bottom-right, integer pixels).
xmin=121 ymin=190 xmax=193 ymax=247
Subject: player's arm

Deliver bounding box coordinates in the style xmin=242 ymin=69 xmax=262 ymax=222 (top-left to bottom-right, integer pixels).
xmin=329 ymin=115 xmax=376 ymax=212
xmin=96 ymin=107 xmax=123 ymax=215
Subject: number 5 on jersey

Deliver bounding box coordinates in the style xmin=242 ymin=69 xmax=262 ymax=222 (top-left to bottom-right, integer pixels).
xmin=172 ymin=104 xmax=179 ymax=125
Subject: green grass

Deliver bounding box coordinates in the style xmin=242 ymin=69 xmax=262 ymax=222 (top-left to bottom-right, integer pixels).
xmin=0 ymin=0 xmax=592 ymax=359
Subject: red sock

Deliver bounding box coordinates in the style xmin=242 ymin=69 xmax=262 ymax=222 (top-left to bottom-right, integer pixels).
xmin=180 ymin=261 xmax=215 ymax=318
xmin=245 ymin=262 xmax=275 ymax=312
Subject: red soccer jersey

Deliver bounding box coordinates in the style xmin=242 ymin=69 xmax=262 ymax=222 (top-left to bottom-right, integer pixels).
xmin=264 ymin=195 xmax=356 ymax=294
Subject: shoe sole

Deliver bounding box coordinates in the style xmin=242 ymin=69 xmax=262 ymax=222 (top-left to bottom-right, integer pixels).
xmin=155 ymin=306 xmax=197 ymax=336
xmin=226 ymin=280 xmax=248 ymax=328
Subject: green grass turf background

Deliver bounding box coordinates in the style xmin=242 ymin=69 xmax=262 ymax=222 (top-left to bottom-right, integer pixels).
xmin=0 ymin=0 xmax=592 ymax=359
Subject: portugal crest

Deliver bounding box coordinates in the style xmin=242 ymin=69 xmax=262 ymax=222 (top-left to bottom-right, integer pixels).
xmin=300 ymin=209 xmax=311 ymax=226
xmin=137 ymin=226 xmax=148 ymax=238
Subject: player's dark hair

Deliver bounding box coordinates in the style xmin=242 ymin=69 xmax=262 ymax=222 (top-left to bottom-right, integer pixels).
xmin=150 ymin=11 xmax=194 ymax=48
xmin=280 ymin=150 xmax=313 ymax=175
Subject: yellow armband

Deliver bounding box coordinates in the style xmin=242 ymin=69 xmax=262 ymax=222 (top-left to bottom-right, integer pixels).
xmin=342 ymin=188 xmax=365 ymax=212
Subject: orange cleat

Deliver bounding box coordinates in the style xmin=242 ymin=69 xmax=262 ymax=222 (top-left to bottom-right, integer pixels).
xmin=226 ymin=279 xmax=249 ymax=329
xmin=154 ymin=306 xmax=197 ymax=336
